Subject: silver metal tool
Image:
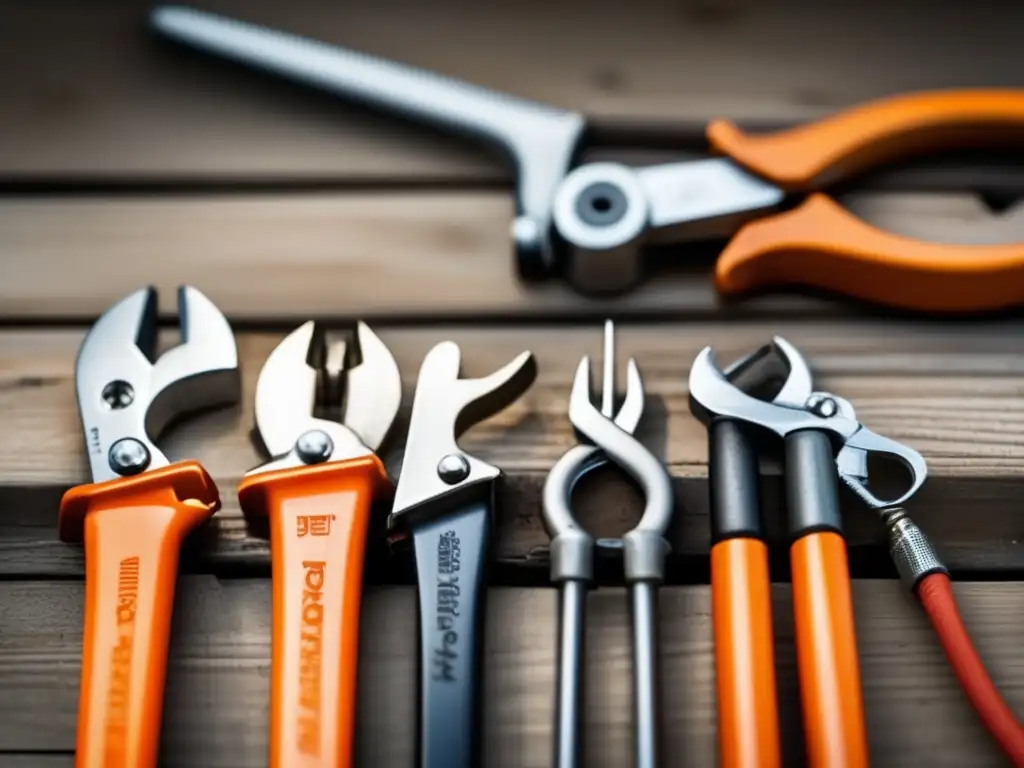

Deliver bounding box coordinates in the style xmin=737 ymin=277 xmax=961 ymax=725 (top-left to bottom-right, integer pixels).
xmin=689 ymin=336 xmax=927 ymax=510
xmin=148 ymin=5 xmax=781 ymax=295
xmin=387 ymin=340 xmax=537 ymax=768
xmin=72 ymin=284 xmax=240 ymax=485
xmin=542 ymin=320 xmax=673 ymax=768
xmin=246 ymin=320 xmax=401 ymax=474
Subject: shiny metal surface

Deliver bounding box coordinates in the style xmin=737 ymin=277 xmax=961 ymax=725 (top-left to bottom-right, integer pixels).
xmin=390 ymin=341 xmax=537 ymax=518
xmin=75 ymin=286 xmax=239 ymax=484
xmin=247 ymin=320 xmax=401 ymax=474
xmin=150 ymin=5 xmax=586 ymax=280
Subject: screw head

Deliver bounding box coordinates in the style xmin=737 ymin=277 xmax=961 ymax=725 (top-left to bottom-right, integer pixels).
xmin=108 ymin=438 xmax=150 ymax=476
xmin=102 ymin=380 xmax=135 ymax=410
xmin=808 ymin=395 xmax=839 ymax=418
xmin=295 ymin=430 xmax=334 ymax=465
xmin=437 ymin=453 xmax=470 ymax=485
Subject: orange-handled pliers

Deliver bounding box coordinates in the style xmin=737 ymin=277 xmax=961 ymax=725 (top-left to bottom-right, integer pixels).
xmin=690 ymin=337 xmax=928 ymax=768
xmin=149 ymin=7 xmax=1023 ymax=310
xmin=58 ymin=286 xmax=241 ymax=768
xmin=238 ymin=320 xmax=402 ymax=768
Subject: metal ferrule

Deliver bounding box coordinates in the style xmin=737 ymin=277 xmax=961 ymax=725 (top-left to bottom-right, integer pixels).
xmin=881 ymin=507 xmax=948 ymax=590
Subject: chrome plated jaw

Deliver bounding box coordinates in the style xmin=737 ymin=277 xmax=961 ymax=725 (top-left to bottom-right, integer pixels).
xmin=543 ymin=321 xmax=674 ymax=584
xmin=688 ymin=335 xmax=928 ymax=509
xmin=246 ymin=320 xmax=402 ymax=475
xmin=388 ymin=341 xmax=537 ymax=533
xmin=75 ymin=286 xmax=240 ymax=484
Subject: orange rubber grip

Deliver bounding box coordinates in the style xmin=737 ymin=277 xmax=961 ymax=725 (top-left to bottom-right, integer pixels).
xmin=57 ymin=460 xmax=221 ymax=768
xmin=710 ymin=537 xmax=781 ymax=768
xmin=790 ymin=531 xmax=868 ymax=768
xmin=237 ymin=455 xmax=393 ymax=768
xmin=707 ymin=88 xmax=1024 ymax=190
xmin=713 ymin=193 xmax=1024 ymax=313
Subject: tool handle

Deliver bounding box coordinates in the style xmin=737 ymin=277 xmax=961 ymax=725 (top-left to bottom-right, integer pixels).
xmin=237 ymin=456 xmax=392 ymax=768
xmin=411 ymin=501 xmax=491 ymax=768
xmin=58 ymin=461 xmax=221 ymax=768
xmin=553 ymin=579 xmax=587 ymax=768
xmin=708 ymin=419 xmax=781 ymax=768
xmin=714 ymin=193 xmax=1024 ymax=313
xmin=785 ymin=431 xmax=868 ymax=768
xmin=710 ymin=538 xmax=781 ymax=768
xmin=708 ymin=88 xmax=1024 ymax=190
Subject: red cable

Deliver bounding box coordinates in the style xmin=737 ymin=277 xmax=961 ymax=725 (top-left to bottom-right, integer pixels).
xmin=916 ymin=572 xmax=1024 ymax=767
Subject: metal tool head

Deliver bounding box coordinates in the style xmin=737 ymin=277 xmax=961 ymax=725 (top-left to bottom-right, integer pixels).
xmin=150 ymin=4 xmax=586 ymax=283
xmin=388 ymin=341 xmax=537 ymax=528
xmin=688 ymin=336 xmax=928 ymax=509
xmin=543 ymin=321 xmax=673 ymax=584
xmin=247 ymin=320 xmax=401 ymax=474
xmin=75 ymin=286 xmax=240 ymax=484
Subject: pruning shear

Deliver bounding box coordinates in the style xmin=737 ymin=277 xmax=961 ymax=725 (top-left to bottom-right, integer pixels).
xmin=688 ymin=336 xmax=927 ymax=768
xmin=58 ymin=286 xmax=240 ymax=768
xmin=237 ymin=320 xmax=401 ymax=767
xmin=149 ymin=5 xmax=1024 ymax=312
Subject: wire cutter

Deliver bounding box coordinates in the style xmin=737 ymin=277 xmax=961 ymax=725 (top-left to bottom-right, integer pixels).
xmin=542 ymin=321 xmax=674 ymax=768
xmin=58 ymin=286 xmax=241 ymax=768
xmin=149 ymin=5 xmax=1024 ymax=312
xmin=688 ymin=337 xmax=927 ymax=768
xmin=237 ymin=320 xmax=401 ymax=768
xmin=386 ymin=339 xmax=537 ymax=768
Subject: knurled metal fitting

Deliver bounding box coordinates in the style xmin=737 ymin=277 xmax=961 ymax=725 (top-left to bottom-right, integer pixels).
xmin=881 ymin=507 xmax=948 ymax=590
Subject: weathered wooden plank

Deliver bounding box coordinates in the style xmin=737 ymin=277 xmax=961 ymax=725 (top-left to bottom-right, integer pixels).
xmin=3 ymin=0 xmax=1024 ymax=181
xmin=3 ymin=321 xmax=1024 ymax=576
xmin=0 ymin=578 xmax=1021 ymax=766
xmin=1 ymin=192 xmax=1022 ymax=320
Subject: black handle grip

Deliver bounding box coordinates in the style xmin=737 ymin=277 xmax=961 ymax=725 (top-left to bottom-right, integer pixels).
xmin=709 ymin=418 xmax=764 ymax=542
xmin=784 ymin=430 xmax=843 ymax=539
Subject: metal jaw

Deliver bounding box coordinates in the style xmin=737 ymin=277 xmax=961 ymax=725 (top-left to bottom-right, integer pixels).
xmin=247 ymin=320 xmax=401 ymax=475
xmin=543 ymin=321 xmax=674 ymax=584
xmin=388 ymin=341 xmax=537 ymax=532
xmin=75 ymin=286 xmax=240 ymax=485
xmin=688 ymin=336 xmax=928 ymax=509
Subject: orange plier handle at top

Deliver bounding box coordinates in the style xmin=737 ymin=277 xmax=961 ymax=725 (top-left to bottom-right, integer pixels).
xmin=707 ymin=90 xmax=1024 ymax=313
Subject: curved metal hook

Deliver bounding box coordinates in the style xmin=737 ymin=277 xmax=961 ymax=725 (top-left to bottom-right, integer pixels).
xmin=837 ymin=426 xmax=928 ymax=509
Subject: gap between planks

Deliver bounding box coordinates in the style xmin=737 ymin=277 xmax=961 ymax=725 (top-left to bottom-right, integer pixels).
xmin=1 ymin=191 xmax=1023 ymax=321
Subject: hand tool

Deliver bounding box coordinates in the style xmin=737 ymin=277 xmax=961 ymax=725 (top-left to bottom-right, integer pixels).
xmin=386 ymin=339 xmax=537 ymax=768
xmin=58 ymin=286 xmax=240 ymax=768
xmin=689 ymin=337 xmax=927 ymax=768
xmin=148 ymin=5 xmax=1024 ymax=312
xmin=237 ymin=320 xmax=401 ymax=768
xmin=542 ymin=320 xmax=673 ymax=768
xmin=687 ymin=337 xmax=816 ymax=768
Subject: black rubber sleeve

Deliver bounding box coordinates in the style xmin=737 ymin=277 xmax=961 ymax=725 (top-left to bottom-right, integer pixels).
xmin=784 ymin=429 xmax=843 ymax=538
xmin=708 ymin=418 xmax=764 ymax=542
xmin=411 ymin=501 xmax=491 ymax=768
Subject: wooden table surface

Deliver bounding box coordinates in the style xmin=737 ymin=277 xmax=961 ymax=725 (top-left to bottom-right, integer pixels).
xmin=3 ymin=1 xmax=1024 ymax=766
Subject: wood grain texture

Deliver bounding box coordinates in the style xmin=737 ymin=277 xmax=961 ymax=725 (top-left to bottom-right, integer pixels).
xmin=3 ymin=0 xmax=1024 ymax=181
xmin=1 ymin=192 xmax=1022 ymax=320
xmin=4 ymin=320 xmax=1024 ymax=576
xmin=1 ymin=578 xmax=1023 ymax=767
